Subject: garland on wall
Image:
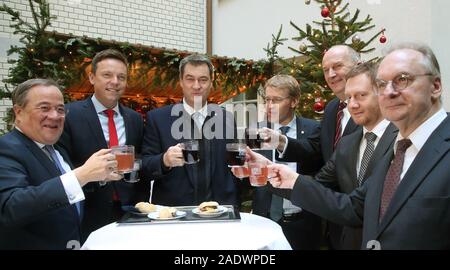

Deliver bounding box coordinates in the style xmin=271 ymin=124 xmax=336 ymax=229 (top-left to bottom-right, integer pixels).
xmin=0 ymin=0 xmax=275 ymax=128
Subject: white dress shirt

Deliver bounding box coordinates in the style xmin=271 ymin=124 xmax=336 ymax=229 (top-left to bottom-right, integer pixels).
xmin=273 ymin=117 xmax=302 ymax=214
xmin=396 ymin=108 xmax=447 ymax=181
xmin=183 ymin=98 xmax=208 ymax=128
xmin=341 ymin=106 xmax=351 ymax=137
xmin=91 ymin=95 xmax=126 ymax=146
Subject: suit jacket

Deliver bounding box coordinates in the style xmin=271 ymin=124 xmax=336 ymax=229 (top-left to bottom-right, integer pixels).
xmin=310 ymin=123 xmax=398 ymax=249
xmin=58 ymin=98 xmax=146 ymax=239
xmin=283 ymin=97 xmax=358 ymax=163
xmin=142 ymin=103 xmax=239 ymax=206
xmin=0 ymin=129 xmax=80 ymax=249
xmin=252 ymin=117 xmax=323 ymax=216
xmin=290 ymin=115 xmax=450 ymax=249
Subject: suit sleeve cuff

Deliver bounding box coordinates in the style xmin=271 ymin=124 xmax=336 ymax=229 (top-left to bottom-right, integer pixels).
xmin=60 ymin=171 xmax=85 ymax=204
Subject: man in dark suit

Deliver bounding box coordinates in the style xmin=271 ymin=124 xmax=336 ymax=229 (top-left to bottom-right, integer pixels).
xmin=142 ymin=54 xmax=238 ymax=206
xmin=58 ymin=49 xmax=145 ymax=241
xmin=248 ymin=75 xmax=323 ymax=250
xmin=268 ymin=43 xmax=450 ymax=249
xmin=0 ymin=79 xmax=121 ymax=249
xmin=303 ymin=61 xmax=398 ymax=249
xmin=264 ymin=45 xmax=360 ymax=248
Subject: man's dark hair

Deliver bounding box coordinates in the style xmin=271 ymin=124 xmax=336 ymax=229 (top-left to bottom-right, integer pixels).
xmin=179 ymin=54 xmax=214 ymax=78
xmin=91 ymin=49 xmax=128 ymax=74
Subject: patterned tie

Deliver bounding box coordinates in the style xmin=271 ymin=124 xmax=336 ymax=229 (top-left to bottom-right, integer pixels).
xmin=333 ymin=102 xmax=347 ymax=149
xmin=192 ymin=111 xmax=204 ymax=130
xmin=44 ymin=145 xmax=81 ymax=217
xmin=269 ymin=126 xmax=290 ymax=221
xmin=105 ymin=109 xmax=118 ymax=147
xmin=379 ymin=139 xmax=412 ymax=221
xmin=357 ymin=132 xmax=377 ymax=186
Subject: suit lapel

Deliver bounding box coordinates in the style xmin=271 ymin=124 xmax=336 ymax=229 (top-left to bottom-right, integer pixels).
xmin=376 ymin=117 xmax=450 ymax=236
xmin=364 ymin=123 xmax=398 ymax=181
xmin=345 ymin=129 xmax=363 ymax=187
xmin=120 ymin=105 xmax=131 ymax=145
xmin=83 ymin=99 xmax=108 ymax=148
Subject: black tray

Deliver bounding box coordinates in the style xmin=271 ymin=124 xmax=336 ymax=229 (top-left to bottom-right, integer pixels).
xmin=117 ymin=205 xmax=240 ymax=225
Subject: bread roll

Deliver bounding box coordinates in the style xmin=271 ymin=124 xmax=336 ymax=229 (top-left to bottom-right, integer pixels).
xmin=159 ymin=207 xmax=177 ymax=218
xmin=134 ymin=202 xmax=157 ymax=213
xmin=199 ymin=201 xmax=219 ymax=212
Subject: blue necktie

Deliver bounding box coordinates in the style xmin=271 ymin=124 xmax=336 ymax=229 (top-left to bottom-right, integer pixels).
xmin=269 ymin=126 xmax=290 ymax=221
xmin=45 ymin=145 xmax=81 ymax=217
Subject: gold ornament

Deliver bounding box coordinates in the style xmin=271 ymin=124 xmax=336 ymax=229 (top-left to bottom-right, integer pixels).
xmin=299 ymin=43 xmax=307 ymax=52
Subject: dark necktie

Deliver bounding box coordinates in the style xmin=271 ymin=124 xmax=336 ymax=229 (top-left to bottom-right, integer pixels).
xmin=105 ymin=109 xmax=118 ymax=147
xmin=333 ymin=102 xmax=347 ymax=149
xmin=379 ymin=139 xmax=412 ymax=221
xmin=269 ymin=126 xmax=290 ymax=221
xmin=357 ymin=132 xmax=377 ymax=186
xmin=44 ymin=145 xmax=81 ymax=217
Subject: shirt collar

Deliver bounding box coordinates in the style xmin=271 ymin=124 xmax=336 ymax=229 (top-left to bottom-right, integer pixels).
xmin=274 ymin=116 xmax=297 ymax=132
xmin=363 ymin=119 xmax=390 ymax=139
xmin=182 ymin=98 xmax=208 ymax=118
xmin=91 ymin=95 xmax=120 ymax=115
xmin=395 ymin=108 xmax=447 ymax=153
xmin=15 ymin=127 xmax=46 ymax=149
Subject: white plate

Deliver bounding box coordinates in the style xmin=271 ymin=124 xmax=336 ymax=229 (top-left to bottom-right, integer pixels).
xmin=192 ymin=205 xmax=228 ymax=218
xmin=124 ymin=204 xmax=163 ymax=215
xmin=147 ymin=210 xmax=187 ymax=220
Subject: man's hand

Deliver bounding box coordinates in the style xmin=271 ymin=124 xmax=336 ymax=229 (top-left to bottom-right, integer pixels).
xmin=267 ymin=163 xmax=299 ymax=189
xmin=259 ymin=127 xmax=287 ymax=151
xmin=245 ymin=146 xmax=272 ymax=165
xmin=73 ymin=149 xmax=122 ymax=186
xmin=163 ymin=144 xmax=184 ymax=168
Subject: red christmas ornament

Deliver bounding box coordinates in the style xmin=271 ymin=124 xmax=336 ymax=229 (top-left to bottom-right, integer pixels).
xmin=321 ymin=7 xmax=330 ymax=18
xmin=313 ymin=100 xmax=325 ymax=112
xmin=379 ymin=35 xmax=387 ymax=44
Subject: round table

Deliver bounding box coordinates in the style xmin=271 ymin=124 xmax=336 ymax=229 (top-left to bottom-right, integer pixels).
xmin=81 ymin=213 xmax=291 ymax=250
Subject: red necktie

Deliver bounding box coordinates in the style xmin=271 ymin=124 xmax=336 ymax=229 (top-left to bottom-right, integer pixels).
xmin=105 ymin=109 xmax=118 ymax=148
xmin=105 ymin=109 xmax=120 ymax=202
xmin=333 ymin=102 xmax=347 ymax=149
xmin=379 ymin=139 xmax=412 ymax=222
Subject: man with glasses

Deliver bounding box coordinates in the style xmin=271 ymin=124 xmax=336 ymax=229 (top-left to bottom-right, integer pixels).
xmin=267 ymin=43 xmax=450 ymax=249
xmin=250 ymin=75 xmax=323 ymax=250
xmin=0 ymin=78 xmax=122 ymax=249
xmin=263 ymin=45 xmax=360 ymax=249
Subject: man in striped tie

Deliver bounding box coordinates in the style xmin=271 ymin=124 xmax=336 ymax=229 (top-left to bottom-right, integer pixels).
xmin=267 ymin=43 xmax=450 ymax=249
xmin=0 ymin=78 xmax=122 ymax=249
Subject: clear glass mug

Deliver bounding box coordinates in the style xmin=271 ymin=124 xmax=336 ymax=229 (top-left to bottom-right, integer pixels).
xmin=111 ymin=145 xmax=135 ymax=173
xmin=248 ymin=160 xmax=269 ymax=187
xmin=180 ymin=140 xmax=200 ymax=164
xmin=226 ymin=143 xmax=249 ymax=179
xmin=123 ymin=159 xmax=142 ymax=183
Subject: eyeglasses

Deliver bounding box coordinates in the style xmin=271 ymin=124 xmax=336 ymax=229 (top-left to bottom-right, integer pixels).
xmin=375 ymin=73 xmax=433 ymax=95
xmin=35 ymin=105 xmax=67 ymax=116
xmin=262 ymin=96 xmax=290 ymax=104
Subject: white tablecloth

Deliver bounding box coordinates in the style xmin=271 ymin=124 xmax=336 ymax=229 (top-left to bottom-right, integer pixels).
xmin=81 ymin=213 xmax=291 ymax=250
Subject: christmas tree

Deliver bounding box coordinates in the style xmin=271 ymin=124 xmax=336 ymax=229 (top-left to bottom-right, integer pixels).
xmin=269 ymin=0 xmax=386 ymax=119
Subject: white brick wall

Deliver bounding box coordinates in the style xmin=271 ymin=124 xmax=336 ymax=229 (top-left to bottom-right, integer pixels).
xmin=1 ymin=0 xmax=205 ymax=51
xmin=0 ymin=0 xmax=207 ymax=130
